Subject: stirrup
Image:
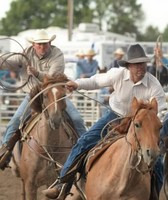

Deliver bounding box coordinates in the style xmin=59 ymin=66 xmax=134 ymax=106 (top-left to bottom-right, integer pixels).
xmin=56 ymin=183 xmax=70 ymax=200
xmin=0 ymin=148 xmax=12 ymax=170
xmin=47 ymin=178 xmax=61 ymax=189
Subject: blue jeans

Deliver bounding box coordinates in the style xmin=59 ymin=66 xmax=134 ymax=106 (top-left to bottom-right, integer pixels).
xmin=60 ymin=111 xmax=119 ymax=177
xmin=2 ymin=94 xmax=31 ymax=144
xmin=156 ymin=113 xmax=168 ymax=192
xmin=160 ymin=112 xmax=168 ymax=139
xmin=154 ymin=155 xmax=164 ymax=194
xmin=2 ymin=94 xmax=86 ymax=144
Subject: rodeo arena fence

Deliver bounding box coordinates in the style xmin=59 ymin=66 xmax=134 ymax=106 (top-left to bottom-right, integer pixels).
xmin=1 ymin=89 xmax=168 ymax=136
xmin=0 ymin=90 xmax=107 ymax=134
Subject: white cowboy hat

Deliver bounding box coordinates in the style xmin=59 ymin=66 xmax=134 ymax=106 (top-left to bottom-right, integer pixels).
xmin=85 ymin=49 xmax=97 ymax=57
xmin=117 ymin=44 xmax=151 ymax=67
xmin=114 ymin=48 xmax=125 ymax=55
xmin=27 ymin=29 xmax=56 ymax=43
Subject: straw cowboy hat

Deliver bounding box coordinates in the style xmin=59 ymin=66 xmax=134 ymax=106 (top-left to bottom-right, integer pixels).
xmin=114 ymin=48 xmax=125 ymax=55
xmin=27 ymin=29 xmax=56 ymax=43
xmin=75 ymin=50 xmax=85 ymax=57
xmin=117 ymin=44 xmax=151 ymax=67
xmin=85 ymin=49 xmax=97 ymax=57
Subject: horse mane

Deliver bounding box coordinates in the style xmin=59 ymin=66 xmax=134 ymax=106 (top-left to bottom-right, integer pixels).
xmin=30 ymin=73 xmax=69 ymax=113
xmin=110 ymin=100 xmax=153 ymax=135
xmin=112 ymin=117 xmax=132 ymax=135
xmin=42 ymin=73 xmax=69 ymax=88
xmin=30 ymin=85 xmax=42 ymax=113
xmin=133 ymin=99 xmax=153 ymax=112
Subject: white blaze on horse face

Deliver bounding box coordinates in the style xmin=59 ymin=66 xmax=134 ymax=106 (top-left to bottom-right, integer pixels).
xmin=52 ymin=88 xmax=58 ymax=112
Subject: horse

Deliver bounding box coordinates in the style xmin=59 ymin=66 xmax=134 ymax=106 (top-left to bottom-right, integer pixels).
xmin=10 ymin=73 xmax=80 ymax=200
xmin=85 ymin=97 xmax=162 ymax=200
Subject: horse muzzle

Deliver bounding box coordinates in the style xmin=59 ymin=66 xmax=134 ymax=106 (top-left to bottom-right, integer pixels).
xmin=142 ymin=147 xmax=160 ymax=166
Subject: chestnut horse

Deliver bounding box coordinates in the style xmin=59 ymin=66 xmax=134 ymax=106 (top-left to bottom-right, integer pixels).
xmin=11 ymin=74 xmax=80 ymax=200
xmin=85 ymin=97 xmax=162 ymax=200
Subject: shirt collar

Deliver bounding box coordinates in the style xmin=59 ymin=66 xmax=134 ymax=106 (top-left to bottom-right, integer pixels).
xmin=123 ymin=69 xmax=148 ymax=87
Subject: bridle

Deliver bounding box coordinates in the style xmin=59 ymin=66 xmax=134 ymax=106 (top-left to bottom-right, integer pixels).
xmin=127 ymin=108 xmax=155 ymax=174
xmin=19 ymin=82 xmax=72 ymax=143
xmin=40 ymin=86 xmax=68 ymax=130
xmin=20 ymin=82 xmax=73 ymax=169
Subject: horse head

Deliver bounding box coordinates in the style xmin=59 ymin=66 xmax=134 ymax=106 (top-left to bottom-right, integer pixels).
xmin=128 ymin=97 xmax=162 ymax=168
xmin=30 ymin=73 xmax=69 ymax=128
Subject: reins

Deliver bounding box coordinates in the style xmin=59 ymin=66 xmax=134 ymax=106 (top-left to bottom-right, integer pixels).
xmin=127 ymin=108 xmax=153 ymax=174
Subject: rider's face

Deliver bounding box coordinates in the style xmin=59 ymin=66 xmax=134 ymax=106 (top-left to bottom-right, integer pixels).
xmin=128 ymin=62 xmax=147 ymax=82
xmin=33 ymin=42 xmax=51 ymax=57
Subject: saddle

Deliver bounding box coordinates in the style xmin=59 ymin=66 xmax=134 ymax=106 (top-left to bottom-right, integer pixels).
xmin=86 ymin=133 xmax=125 ymax=173
xmin=0 ymin=111 xmax=78 ymax=170
xmin=60 ymin=131 xmax=125 ymax=185
xmin=60 ymin=117 xmax=132 ymax=183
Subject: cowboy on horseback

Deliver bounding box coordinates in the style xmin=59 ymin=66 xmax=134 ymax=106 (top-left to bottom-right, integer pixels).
xmin=43 ymin=44 xmax=167 ymax=199
xmin=0 ymin=29 xmax=86 ymax=170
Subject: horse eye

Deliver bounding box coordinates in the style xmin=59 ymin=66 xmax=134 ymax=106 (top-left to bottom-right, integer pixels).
xmin=134 ymin=122 xmax=141 ymax=128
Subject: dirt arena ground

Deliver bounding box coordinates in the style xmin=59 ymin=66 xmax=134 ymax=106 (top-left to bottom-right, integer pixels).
xmin=0 ymin=168 xmax=23 ymax=200
xmin=0 ymin=129 xmax=25 ymax=200
xmin=0 ymin=129 xmax=80 ymax=200
xmin=0 ymin=168 xmax=45 ymax=200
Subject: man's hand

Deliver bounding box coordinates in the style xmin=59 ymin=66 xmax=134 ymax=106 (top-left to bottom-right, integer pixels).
xmin=66 ymin=81 xmax=78 ymax=92
xmin=27 ymin=65 xmax=39 ymax=77
xmin=154 ymin=46 xmax=163 ymax=58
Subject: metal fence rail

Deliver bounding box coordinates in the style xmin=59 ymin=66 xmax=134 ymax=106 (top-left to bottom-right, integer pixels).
xmin=0 ymin=90 xmax=103 ymax=130
xmin=0 ymin=92 xmax=26 ymax=127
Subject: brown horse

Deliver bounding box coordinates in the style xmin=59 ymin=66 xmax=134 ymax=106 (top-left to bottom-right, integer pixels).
xmin=85 ymin=97 xmax=162 ymax=200
xmin=11 ymin=73 xmax=79 ymax=200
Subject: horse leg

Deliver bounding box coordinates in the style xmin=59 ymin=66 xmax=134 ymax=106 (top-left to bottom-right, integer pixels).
xmin=21 ymin=178 xmax=26 ymax=200
xmin=24 ymin=179 xmax=37 ymax=200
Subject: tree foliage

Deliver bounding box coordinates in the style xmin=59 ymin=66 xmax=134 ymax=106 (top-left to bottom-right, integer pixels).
xmin=0 ymin=0 xmax=163 ymax=42
xmin=0 ymin=0 xmax=92 ymax=36
xmin=162 ymin=25 xmax=168 ymax=42
xmin=137 ymin=25 xmax=161 ymax=41
xmin=93 ymin=0 xmax=144 ymax=35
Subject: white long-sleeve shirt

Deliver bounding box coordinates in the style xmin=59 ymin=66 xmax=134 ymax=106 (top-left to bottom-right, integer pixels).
xmin=76 ymin=67 xmax=167 ymax=116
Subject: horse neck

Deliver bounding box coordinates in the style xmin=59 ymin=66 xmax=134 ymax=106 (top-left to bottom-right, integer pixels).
xmin=105 ymin=138 xmax=150 ymax=193
xmin=33 ymin=111 xmax=62 ymax=144
xmin=125 ymin=122 xmax=138 ymax=150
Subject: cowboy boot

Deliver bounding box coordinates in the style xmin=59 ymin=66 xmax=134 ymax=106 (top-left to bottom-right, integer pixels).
xmin=42 ymin=178 xmax=72 ymax=200
xmin=42 ymin=183 xmax=71 ymax=199
xmin=0 ymin=130 xmax=21 ymax=170
xmin=42 ymin=183 xmax=63 ymax=199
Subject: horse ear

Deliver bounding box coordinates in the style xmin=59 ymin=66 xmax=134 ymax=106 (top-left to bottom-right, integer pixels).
xmin=131 ymin=97 xmax=139 ymax=114
xmin=150 ymin=98 xmax=158 ymax=113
